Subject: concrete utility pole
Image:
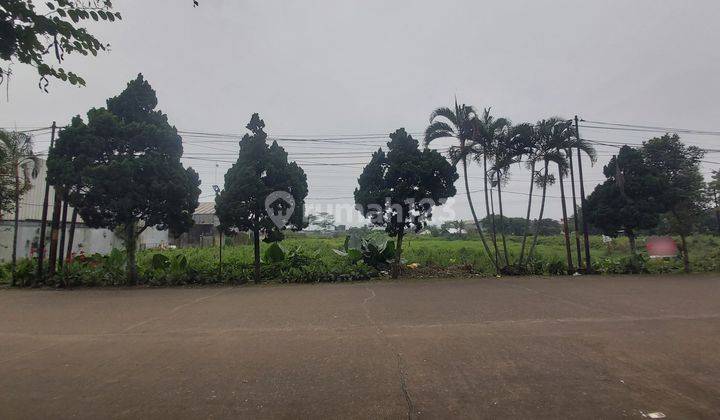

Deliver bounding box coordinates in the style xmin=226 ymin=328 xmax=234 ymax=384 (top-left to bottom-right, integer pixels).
xmin=567 ymin=145 xmax=583 ymax=271
xmin=47 ymin=165 xmax=62 ymax=277
xmin=213 ymin=185 xmax=223 ymax=280
xmin=575 ymin=116 xmax=592 ymax=272
xmin=36 ymin=121 xmax=56 ymax=284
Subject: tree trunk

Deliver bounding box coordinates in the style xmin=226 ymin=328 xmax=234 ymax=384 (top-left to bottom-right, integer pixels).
xmin=627 ymin=229 xmax=637 ymax=257
xmin=11 ymin=164 xmax=20 ymax=287
xmin=715 ymin=193 xmax=720 ymax=235
xmin=125 ymin=222 xmax=138 ymax=285
xmin=58 ymin=196 xmax=69 ymax=269
xmin=484 ymin=155 xmax=499 ymax=263
xmin=391 ymin=228 xmax=404 ymax=279
xmin=48 ymin=186 xmax=62 ymax=277
xmin=527 ymin=161 xmax=550 ymax=264
xmin=518 ymin=160 xmax=536 ymax=267
xmin=558 ymin=164 xmax=574 ymax=274
xmin=567 ymin=148 xmax=583 ymax=269
xmin=253 ymin=227 xmax=261 ymax=284
xmin=496 ymin=174 xmax=510 ymax=268
xmin=679 ymin=233 xmax=690 ymax=274
xmin=462 ymin=156 xmax=497 ymax=272
xmin=65 ymin=208 xmax=78 ymax=261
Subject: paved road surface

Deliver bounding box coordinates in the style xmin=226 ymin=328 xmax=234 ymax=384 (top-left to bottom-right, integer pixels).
xmin=1 ymin=274 xmax=719 ymax=419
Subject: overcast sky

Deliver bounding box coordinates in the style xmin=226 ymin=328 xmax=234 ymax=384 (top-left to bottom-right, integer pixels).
xmin=3 ymin=0 xmax=719 ymax=225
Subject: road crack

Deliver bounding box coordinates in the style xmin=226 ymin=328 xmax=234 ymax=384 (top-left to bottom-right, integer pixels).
xmin=363 ymin=286 xmax=417 ymax=419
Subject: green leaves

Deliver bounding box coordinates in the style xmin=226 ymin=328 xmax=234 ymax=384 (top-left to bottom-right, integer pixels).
xmin=3 ymin=0 xmax=121 ymax=90
xmin=46 ymin=75 xmax=200 ymax=283
xmin=263 ymin=243 xmax=286 ymax=264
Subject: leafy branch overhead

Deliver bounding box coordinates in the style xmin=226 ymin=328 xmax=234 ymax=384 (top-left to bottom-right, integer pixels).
xmin=1 ymin=0 xmax=197 ymax=90
xmin=0 ymin=0 xmax=123 ymax=90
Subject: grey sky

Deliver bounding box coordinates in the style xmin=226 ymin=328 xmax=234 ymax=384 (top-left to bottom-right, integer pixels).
xmin=3 ymin=0 xmax=719 ymax=225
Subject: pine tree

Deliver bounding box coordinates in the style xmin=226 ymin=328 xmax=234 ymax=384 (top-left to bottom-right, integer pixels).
xmin=215 ymin=113 xmax=308 ymax=283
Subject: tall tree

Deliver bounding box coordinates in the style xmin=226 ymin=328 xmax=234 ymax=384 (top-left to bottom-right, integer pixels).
xmin=425 ymin=101 xmax=497 ymax=271
xmin=525 ymin=118 xmax=563 ymax=265
xmin=48 ymin=75 xmax=201 ymax=284
xmin=356 ymin=129 xmax=457 ymax=278
xmin=642 ymin=134 xmax=707 ymax=272
xmin=585 ymin=146 xmax=663 ymax=257
xmin=47 ymin=116 xmax=94 ymax=266
xmin=485 ymin=122 xmax=523 ymax=269
xmin=471 ymin=108 xmax=511 ymax=267
xmin=0 ymin=129 xmax=39 ymax=285
xmin=546 ymin=121 xmax=578 ymax=273
xmin=709 ymin=170 xmax=720 ymax=235
xmin=215 ymin=113 xmax=308 ymax=284
xmin=512 ymin=123 xmax=542 ymax=267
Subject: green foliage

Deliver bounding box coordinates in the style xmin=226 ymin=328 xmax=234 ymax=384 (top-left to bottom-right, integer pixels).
xmin=355 ymin=128 xmax=458 ymax=277
xmin=46 ymin=75 xmax=201 ymax=284
xmin=6 ymin=234 xmax=720 ymax=288
xmin=0 ymin=130 xmax=39 ymax=214
xmin=335 ymin=232 xmax=397 ymax=271
xmin=215 ymin=113 xmax=309 ymax=283
xmin=0 ymin=0 xmax=122 ymax=89
xmin=263 ymin=242 xmax=285 ymax=264
xmin=586 ymin=145 xmax=665 ymax=248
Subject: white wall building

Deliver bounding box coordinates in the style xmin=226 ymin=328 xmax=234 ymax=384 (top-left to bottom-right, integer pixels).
xmin=0 ymin=159 xmax=170 ymax=262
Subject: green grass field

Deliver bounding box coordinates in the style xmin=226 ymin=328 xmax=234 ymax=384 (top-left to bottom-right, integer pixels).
xmin=141 ymin=233 xmax=720 ymax=276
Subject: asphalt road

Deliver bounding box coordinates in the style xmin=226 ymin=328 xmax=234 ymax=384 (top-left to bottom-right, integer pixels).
xmin=1 ymin=274 xmax=719 ymax=419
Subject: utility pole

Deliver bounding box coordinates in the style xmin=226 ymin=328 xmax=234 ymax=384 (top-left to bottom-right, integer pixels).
xmin=36 ymin=121 xmax=56 ymax=284
xmin=47 ymin=180 xmax=62 ymax=277
xmin=213 ymin=185 xmax=223 ymax=280
xmin=714 ymin=190 xmax=719 ymax=235
xmin=58 ymin=196 xmax=69 ymax=270
xmin=575 ymin=116 xmax=592 ymax=272
xmin=567 ymin=144 xmax=582 ymax=271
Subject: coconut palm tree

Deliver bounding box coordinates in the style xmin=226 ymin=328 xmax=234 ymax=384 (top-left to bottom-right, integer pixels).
xmin=425 ymin=101 xmax=497 ymax=271
xmin=471 ymin=108 xmax=511 ymax=265
xmin=0 ymin=130 xmax=39 ymax=286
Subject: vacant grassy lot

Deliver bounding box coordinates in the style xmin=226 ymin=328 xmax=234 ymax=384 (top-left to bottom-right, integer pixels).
xmin=141 ymin=233 xmax=720 ymax=274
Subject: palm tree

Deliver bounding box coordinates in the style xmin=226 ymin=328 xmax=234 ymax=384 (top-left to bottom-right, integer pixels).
xmin=512 ymin=123 xmax=541 ymax=267
xmin=425 ymin=101 xmax=498 ymax=271
xmin=526 ymin=120 xmax=597 ymax=269
xmin=525 ymin=118 xmax=567 ymax=265
xmin=485 ymin=125 xmax=523 ymax=268
xmin=549 ymin=121 xmax=576 ymax=273
xmin=471 ymin=108 xmax=511 ymax=266
xmin=0 ymin=130 xmax=39 ymax=286
xmin=552 ymin=122 xmax=597 ymax=272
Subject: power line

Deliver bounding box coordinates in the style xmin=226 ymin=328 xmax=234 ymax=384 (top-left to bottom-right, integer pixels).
xmin=582 ymin=119 xmax=720 ymax=137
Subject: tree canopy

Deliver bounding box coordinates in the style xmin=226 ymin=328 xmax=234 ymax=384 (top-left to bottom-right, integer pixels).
xmin=215 ymin=113 xmax=308 ymax=283
xmin=355 ymin=128 xmax=457 ymax=277
xmin=585 ymin=145 xmax=664 ymax=254
xmin=46 ymin=74 xmax=201 ymax=282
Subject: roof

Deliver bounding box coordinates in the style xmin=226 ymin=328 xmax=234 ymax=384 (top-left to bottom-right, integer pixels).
xmin=194 ymin=202 xmax=216 ymax=215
